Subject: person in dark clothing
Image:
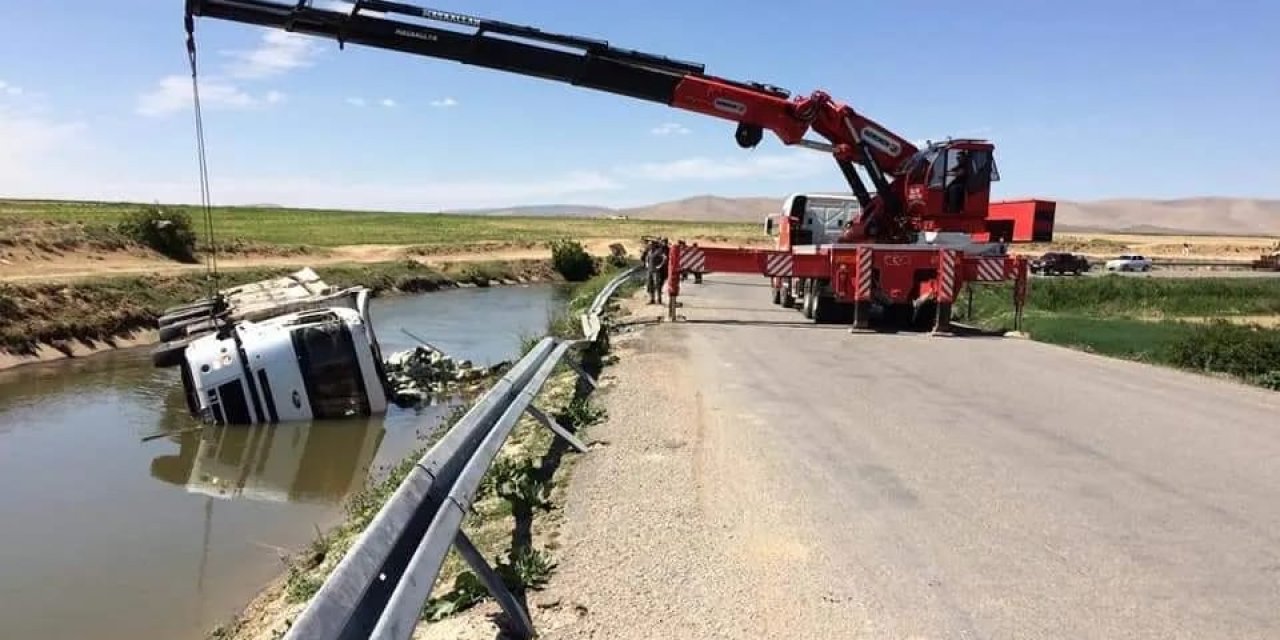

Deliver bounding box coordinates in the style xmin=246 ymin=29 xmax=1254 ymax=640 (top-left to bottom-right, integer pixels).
xmin=946 ymin=150 xmax=970 ymax=213
xmin=644 ymin=239 xmax=668 ymax=304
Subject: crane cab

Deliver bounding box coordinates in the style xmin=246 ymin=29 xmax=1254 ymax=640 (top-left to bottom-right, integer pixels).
xmin=899 ymin=140 xmax=999 ymax=232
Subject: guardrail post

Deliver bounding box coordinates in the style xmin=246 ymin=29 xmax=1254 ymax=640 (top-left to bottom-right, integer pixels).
xmin=526 ymin=404 xmax=588 ymax=453
xmin=561 ymin=358 xmax=598 ymax=389
xmin=454 ymin=531 xmax=536 ymax=640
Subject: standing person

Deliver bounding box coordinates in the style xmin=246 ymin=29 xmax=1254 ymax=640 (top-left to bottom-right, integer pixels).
xmin=645 ymin=239 xmax=668 ymax=304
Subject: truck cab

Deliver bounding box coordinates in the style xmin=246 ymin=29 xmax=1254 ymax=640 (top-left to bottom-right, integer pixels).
xmin=178 ymin=292 xmax=389 ymax=425
xmin=766 ymin=193 xmax=863 ymax=251
xmin=765 ymin=193 xmax=862 ymax=308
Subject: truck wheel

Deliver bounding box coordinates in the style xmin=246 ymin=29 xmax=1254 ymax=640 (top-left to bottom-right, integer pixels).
xmin=151 ymin=339 xmax=190 ymax=369
xmin=158 ymin=320 xmax=191 ymax=342
xmin=161 ymin=298 xmax=215 ymax=316
xmin=802 ymin=283 xmax=816 ymax=319
xmin=912 ymin=301 xmax=938 ymax=331
xmin=771 ymin=285 xmax=782 ymax=305
xmin=781 ymin=283 xmax=796 ymax=309
xmin=813 ymin=296 xmax=844 ymax=323
xmin=158 ymin=304 xmax=216 ymax=327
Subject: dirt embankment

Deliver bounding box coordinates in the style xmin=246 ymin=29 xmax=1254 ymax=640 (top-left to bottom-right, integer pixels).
xmin=0 ymin=259 xmax=562 ymax=372
xmin=0 ymin=236 xmax=767 ymax=284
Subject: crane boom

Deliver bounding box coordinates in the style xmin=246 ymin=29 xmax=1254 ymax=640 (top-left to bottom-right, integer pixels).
xmin=185 ymin=0 xmax=1000 ymax=242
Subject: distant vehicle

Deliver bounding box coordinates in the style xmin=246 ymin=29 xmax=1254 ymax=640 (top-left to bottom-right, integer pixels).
xmin=1105 ymin=254 xmax=1154 ymax=272
xmin=1031 ymin=252 xmax=1089 ymax=276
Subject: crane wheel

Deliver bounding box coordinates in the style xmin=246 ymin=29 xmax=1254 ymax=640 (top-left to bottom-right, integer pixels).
xmin=771 ymin=286 xmax=782 ymax=305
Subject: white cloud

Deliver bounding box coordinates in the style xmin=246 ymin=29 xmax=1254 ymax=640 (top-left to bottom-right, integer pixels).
xmin=24 ymin=169 xmax=624 ymax=212
xmin=346 ymin=97 xmax=367 ymax=107
xmin=136 ymin=75 xmax=276 ymax=117
xmin=617 ymin=151 xmax=829 ymax=182
xmin=0 ymin=80 xmax=22 ymax=97
xmin=380 ymin=98 xmax=397 ymax=108
xmin=430 ymin=97 xmax=458 ymax=108
xmin=224 ymin=30 xmax=322 ymax=80
xmin=650 ymin=122 xmax=690 ymax=136
xmin=0 ymin=106 xmax=89 ymax=190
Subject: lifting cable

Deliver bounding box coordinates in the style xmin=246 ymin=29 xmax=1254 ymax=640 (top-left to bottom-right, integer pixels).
xmin=184 ymin=14 xmax=220 ymax=299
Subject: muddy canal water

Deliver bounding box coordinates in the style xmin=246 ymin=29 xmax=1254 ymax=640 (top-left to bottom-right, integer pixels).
xmin=0 ymin=284 xmax=566 ymax=640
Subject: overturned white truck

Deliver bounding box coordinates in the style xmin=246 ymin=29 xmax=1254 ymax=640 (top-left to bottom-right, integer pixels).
xmin=151 ymin=269 xmax=390 ymax=425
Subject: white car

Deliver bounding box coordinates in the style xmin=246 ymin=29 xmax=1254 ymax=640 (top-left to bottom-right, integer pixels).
xmin=1105 ymin=254 xmax=1153 ymax=272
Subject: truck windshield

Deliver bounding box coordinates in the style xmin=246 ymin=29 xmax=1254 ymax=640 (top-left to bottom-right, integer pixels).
xmin=291 ymin=323 xmax=371 ymax=419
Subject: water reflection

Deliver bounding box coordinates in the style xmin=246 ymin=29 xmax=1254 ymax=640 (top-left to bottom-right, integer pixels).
xmin=0 ymin=283 xmax=562 ymax=640
xmin=151 ymin=418 xmax=387 ymax=505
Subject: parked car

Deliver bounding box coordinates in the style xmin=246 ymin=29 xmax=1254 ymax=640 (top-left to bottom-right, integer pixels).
xmin=1031 ymin=252 xmax=1090 ymax=275
xmin=1105 ymin=254 xmax=1153 ymax=272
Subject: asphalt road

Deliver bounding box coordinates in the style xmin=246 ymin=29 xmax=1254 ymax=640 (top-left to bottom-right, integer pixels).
xmin=659 ymin=274 xmax=1280 ymax=639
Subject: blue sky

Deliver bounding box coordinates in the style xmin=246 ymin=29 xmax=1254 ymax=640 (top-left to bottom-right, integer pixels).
xmin=1 ymin=0 xmax=1277 ymax=211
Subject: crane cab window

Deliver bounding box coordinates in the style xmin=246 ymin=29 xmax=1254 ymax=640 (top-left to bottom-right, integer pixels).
xmin=290 ymin=323 xmax=371 ymax=419
xmin=932 ymin=148 xmax=999 ymax=190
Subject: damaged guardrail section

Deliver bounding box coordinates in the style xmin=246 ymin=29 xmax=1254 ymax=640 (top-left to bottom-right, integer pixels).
xmin=579 ymin=266 xmax=642 ymax=343
xmin=284 ymin=267 xmax=640 ymax=640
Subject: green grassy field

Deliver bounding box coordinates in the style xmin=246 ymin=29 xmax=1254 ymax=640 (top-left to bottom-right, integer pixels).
xmin=0 ymin=198 xmax=758 ymax=248
xmin=955 ymin=275 xmax=1280 ymax=388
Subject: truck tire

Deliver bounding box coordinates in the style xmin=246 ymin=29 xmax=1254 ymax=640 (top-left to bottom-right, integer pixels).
xmin=151 ymin=339 xmax=190 ymax=368
xmin=158 ymin=321 xmax=191 ymax=343
xmin=802 ymin=283 xmax=816 ymax=319
xmin=781 ymin=281 xmax=796 ymax=308
xmin=771 ymin=285 xmax=782 ymax=305
xmin=912 ymin=301 xmax=938 ymax=331
xmin=158 ymin=305 xmax=216 ymax=327
xmin=159 ymin=317 xmax=221 ymax=342
xmin=162 ymin=298 xmax=215 ymax=316
xmin=812 ymin=296 xmax=844 ymax=324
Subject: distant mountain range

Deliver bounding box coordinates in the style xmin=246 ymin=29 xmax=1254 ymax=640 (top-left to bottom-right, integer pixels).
xmin=449 ymin=195 xmax=1280 ymax=236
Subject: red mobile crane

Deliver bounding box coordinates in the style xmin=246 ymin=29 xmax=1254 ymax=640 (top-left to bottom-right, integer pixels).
xmin=184 ymin=0 xmax=1041 ymax=332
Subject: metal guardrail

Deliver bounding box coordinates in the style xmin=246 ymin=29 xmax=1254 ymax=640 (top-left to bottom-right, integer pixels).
xmin=579 ymin=266 xmax=643 ymax=343
xmin=284 ymin=267 xmax=640 ymax=640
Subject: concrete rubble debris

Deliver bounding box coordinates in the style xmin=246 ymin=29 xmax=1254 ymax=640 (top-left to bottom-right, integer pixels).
xmin=383 ymin=345 xmax=509 ymax=408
